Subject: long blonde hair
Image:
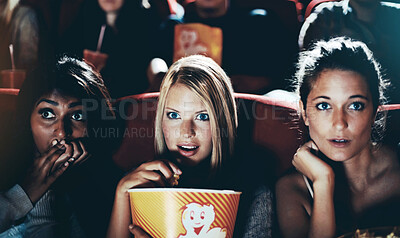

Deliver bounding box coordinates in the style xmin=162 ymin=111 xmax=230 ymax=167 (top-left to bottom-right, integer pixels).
xmin=155 ymin=55 xmax=237 ymax=173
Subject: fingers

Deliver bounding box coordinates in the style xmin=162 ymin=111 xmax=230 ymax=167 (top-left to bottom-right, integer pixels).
xmin=138 ymin=160 xmax=180 ymax=182
xmin=50 ymin=143 xmax=73 ymax=173
xmin=120 ymin=160 xmax=182 ymax=190
xmin=129 ymin=225 xmax=151 ymax=238
xmin=72 ymin=140 xmax=90 ymax=165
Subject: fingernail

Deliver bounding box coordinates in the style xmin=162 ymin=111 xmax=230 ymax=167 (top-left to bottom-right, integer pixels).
xmin=51 ymin=139 xmax=58 ymax=146
xmin=128 ymin=224 xmax=134 ymax=230
xmin=60 ymin=140 xmax=66 ymax=145
xmin=68 ymin=157 xmax=75 ymax=163
xmin=64 ymin=161 xmax=69 ymax=167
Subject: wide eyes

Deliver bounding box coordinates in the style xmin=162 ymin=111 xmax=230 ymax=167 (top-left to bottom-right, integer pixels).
xmin=167 ymin=111 xmax=209 ymax=121
xmin=71 ymin=111 xmax=84 ymax=121
xmin=316 ymin=102 xmax=331 ymax=111
xmin=38 ymin=108 xmax=85 ymax=121
xmin=196 ymin=113 xmax=209 ymax=121
xmin=167 ymin=112 xmax=181 ymax=119
xmin=39 ymin=108 xmax=56 ymax=119
xmin=315 ymin=101 xmax=365 ymax=111
xmin=348 ymin=102 xmax=365 ymax=111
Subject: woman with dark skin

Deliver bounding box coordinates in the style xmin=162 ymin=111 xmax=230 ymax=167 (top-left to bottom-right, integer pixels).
xmin=0 ymin=56 xmax=121 ymax=237
xmin=276 ymin=37 xmax=400 ymax=238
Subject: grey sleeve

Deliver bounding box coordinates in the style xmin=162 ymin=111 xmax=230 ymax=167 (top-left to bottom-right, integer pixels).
xmin=0 ymin=184 xmax=33 ymax=233
xmin=242 ymin=186 xmax=273 ymax=238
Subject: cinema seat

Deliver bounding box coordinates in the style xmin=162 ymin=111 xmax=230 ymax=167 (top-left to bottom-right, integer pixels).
xmin=0 ymin=88 xmax=19 ymax=139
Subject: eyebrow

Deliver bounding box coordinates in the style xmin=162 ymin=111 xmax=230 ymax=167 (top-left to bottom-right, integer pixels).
xmin=165 ymin=107 xmax=207 ymax=114
xmin=69 ymin=101 xmax=82 ymax=108
xmin=195 ymin=110 xmax=208 ymax=114
xmin=311 ymin=95 xmax=369 ymax=101
xmin=36 ymin=99 xmax=58 ymax=106
xmin=311 ymin=96 xmax=330 ymax=101
xmin=36 ymin=99 xmax=82 ymax=108
xmin=165 ymin=107 xmax=179 ymax=112
xmin=349 ymin=95 xmax=369 ymax=100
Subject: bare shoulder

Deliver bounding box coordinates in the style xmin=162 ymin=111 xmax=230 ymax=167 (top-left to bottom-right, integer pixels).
xmin=276 ymin=172 xmax=312 ymax=214
xmin=276 ymin=172 xmax=308 ymax=196
xmin=276 ymin=171 xmax=312 ymax=237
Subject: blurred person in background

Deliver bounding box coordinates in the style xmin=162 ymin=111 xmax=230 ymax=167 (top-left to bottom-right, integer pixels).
xmin=0 ymin=0 xmax=39 ymax=79
xmin=153 ymin=0 xmax=299 ymax=94
xmin=58 ymin=0 xmax=158 ymax=98
xmin=299 ymin=0 xmax=400 ymax=103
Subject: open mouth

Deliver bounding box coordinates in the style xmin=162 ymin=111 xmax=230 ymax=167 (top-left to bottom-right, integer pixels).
xmin=177 ymin=145 xmax=199 ymax=157
xmin=329 ymin=139 xmax=350 ymax=147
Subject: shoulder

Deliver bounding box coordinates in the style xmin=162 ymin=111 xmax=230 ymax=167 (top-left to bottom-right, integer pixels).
xmin=276 ymin=171 xmax=312 ymax=211
xmin=276 ymin=171 xmax=307 ymax=195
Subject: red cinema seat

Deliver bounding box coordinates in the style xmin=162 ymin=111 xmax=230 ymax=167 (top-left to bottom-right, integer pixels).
xmin=304 ymin=0 xmax=338 ymax=19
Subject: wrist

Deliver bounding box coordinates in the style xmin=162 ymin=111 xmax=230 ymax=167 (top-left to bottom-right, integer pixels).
xmin=313 ymin=173 xmax=335 ymax=193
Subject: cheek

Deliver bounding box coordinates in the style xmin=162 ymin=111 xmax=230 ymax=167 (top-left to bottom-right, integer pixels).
xmin=73 ymin=123 xmax=88 ymax=138
xmin=31 ymin=118 xmax=51 ymax=153
xmin=162 ymin=120 xmax=176 ymax=148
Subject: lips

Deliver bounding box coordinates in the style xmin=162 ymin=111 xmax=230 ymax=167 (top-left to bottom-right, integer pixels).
xmin=177 ymin=144 xmax=199 ymax=157
xmin=328 ymin=138 xmax=351 ymax=148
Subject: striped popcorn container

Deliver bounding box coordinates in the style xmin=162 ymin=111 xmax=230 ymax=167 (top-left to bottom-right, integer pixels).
xmin=129 ymin=188 xmax=241 ymax=238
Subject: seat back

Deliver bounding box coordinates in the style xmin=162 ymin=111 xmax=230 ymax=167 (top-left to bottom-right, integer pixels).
xmin=0 ymin=88 xmax=19 ymax=138
xmin=304 ymin=0 xmax=338 ymax=19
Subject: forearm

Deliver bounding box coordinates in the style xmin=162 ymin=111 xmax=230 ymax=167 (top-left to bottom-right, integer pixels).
xmin=308 ymin=179 xmax=336 ymax=238
xmin=107 ymin=188 xmax=132 ymax=238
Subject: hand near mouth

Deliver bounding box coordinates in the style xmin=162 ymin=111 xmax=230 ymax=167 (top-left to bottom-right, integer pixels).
xmin=292 ymin=140 xmax=335 ymax=184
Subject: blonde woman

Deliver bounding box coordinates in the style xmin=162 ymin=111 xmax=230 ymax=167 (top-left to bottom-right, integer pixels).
xmin=107 ymin=55 xmax=273 ymax=238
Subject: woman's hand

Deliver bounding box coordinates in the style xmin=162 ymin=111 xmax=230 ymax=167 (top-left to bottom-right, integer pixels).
xmin=20 ymin=142 xmax=69 ymax=204
xmin=292 ymin=141 xmax=336 ymax=238
xmin=20 ymin=139 xmax=90 ymax=204
xmin=117 ymin=160 xmax=182 ymax=195
xmin=129 ymin=225 xmax=151 ymax=238
xmin=50 ymin=139 xmax=90 ymax=173
xmin=292 ymin=141 xmax=334 ymax=184
xmin=107 ymin=160 xmax=182 ymax=238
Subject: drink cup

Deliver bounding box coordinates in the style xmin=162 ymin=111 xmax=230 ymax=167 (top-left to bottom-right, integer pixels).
xmin=1 ymin=69 xmax=26 ymax=89
xmin=129 ymin=188 xmax=241 ymax=238
xmin=83 ymin=49 xmax=108 ymax=71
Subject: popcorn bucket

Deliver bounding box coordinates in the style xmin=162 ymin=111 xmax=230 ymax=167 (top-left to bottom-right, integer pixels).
xmin=129 ymin=188 xmax=241 ymax=238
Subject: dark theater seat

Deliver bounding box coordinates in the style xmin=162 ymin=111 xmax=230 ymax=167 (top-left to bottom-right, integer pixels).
xmin=0 ymin=88 xmax=19 ymax=139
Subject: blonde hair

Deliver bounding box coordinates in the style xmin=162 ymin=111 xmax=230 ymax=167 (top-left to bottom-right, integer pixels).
xmin=155 ymin=55 xmax=237 ymax=173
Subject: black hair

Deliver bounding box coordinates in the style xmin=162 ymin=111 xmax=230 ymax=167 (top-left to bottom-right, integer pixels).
xmin=0 ymin=55 xmax=118 ymax=189
xmin=292 ymin=37 xmax=390 ymax=142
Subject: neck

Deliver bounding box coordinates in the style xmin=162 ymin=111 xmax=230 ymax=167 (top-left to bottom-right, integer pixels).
xmin=350 ymin=0 xmax=379 ymax=24
xmin=342 ymin=144 xmax=375 ymax=191
xmin=106 ymin=11 xmax=118 ymax=29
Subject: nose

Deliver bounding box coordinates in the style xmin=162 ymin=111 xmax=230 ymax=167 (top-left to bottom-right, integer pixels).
xmin=54 ymin=118 xmax=72 ymax=139
xmin=180 ymin=119 xmax=195 ymax=139
xmin=332 ymin=109 xmax=348 ymax=131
